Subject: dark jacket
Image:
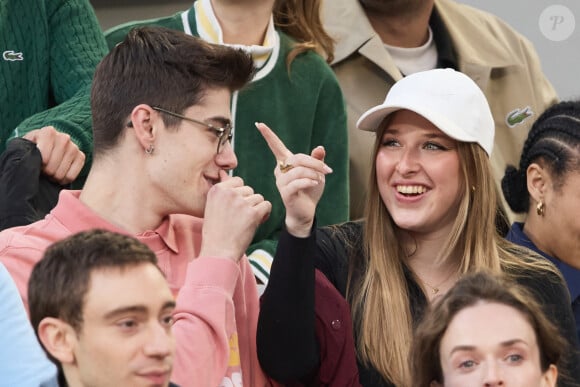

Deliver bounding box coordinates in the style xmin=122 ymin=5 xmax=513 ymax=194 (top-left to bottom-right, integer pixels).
xmin=258 ymin=221 xmax=580 ymax=386
xmin=0 ymin=138 xmax=61 ymax=231
xmin=507 ymin=222 xmax=580 ymax=349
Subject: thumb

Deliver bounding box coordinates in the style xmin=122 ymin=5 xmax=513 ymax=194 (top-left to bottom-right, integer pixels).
xmin=311 ymin=145 xmax=326 ymax=162
xmin=22 ymin=130 xmax=39 ymax=141
xmin=219 ymin=170 xmax=230 ymax=182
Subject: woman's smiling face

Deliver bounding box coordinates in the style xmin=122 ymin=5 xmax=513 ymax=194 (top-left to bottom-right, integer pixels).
xmin=375 ymin=109 xmax=462 ymax=237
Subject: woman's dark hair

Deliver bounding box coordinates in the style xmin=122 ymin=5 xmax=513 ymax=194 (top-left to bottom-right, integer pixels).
xmin=502 ymin=100 xmax=580 ymax=213
xmin=411 ymin=271 xmax=565 ymax=387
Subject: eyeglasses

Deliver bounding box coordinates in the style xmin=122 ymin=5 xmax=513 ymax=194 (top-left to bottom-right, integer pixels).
xmin=152 ymin=106 xmax=233 ymax=154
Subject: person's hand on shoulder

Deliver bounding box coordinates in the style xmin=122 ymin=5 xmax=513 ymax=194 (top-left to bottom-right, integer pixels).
xmin=23 ymin=126 xmax=85 ymax=185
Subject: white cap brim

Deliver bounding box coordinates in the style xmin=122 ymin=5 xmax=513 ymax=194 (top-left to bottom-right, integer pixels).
xmin=355 ymin=69 xmax=495 ymax=155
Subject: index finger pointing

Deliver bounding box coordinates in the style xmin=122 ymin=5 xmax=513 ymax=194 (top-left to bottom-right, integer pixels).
xmin=255 ymin=122 xmax=292 ymax=161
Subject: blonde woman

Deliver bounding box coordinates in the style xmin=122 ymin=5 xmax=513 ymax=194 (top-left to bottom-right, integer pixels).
xmin=256 ymin=69 xmax=580 ymax=386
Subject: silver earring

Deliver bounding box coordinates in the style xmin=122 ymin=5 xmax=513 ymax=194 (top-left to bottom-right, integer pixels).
xmin=145 ymin=144 xmax=154 ymax=155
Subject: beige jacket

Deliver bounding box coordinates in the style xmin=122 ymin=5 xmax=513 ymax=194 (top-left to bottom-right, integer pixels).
xmin=322 ymin=0 xmax=558 ymax=220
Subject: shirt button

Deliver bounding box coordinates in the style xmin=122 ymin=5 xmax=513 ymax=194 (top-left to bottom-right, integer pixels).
xmin=331 ymin=319 xmax=342 ymax=330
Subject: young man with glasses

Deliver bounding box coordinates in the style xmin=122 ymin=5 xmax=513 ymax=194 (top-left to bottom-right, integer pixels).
xmin=0 ymin=26 xmax=272 ymax=387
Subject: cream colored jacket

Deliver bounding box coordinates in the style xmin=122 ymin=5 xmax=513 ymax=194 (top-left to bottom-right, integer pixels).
xmin=322 ymin=0 xmax=558 ymax=221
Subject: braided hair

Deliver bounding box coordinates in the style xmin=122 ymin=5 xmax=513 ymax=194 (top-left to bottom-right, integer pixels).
xmin=502 ymin=101 xmax=580 ymax=213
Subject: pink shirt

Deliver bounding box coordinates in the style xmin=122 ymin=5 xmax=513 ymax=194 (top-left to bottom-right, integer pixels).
xmin=0 ymin=190 xmax=271 ymax=387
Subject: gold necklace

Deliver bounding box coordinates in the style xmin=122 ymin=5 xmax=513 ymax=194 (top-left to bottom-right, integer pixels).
xmin=418 ymin=270 xmax=457 ymax=295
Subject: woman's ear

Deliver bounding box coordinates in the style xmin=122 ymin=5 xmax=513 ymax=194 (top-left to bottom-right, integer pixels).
xmin=430 ymin=380 xmax=443 ymax=387
xmin=541 ymin=364 xmax=558 ymax=387
xmin=37 ymin=317 xmax=77 ymax=365
xmin=526 ymin=162 xmax=549 ymax=204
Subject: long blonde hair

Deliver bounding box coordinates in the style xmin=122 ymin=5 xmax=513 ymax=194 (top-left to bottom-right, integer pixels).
xmin=349 ymin=125 xmax=561 ymax=386
xmin=273 ymin=0 xmax=334 ymax=65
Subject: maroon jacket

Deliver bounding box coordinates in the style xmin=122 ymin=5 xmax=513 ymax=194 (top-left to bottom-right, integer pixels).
xmin=311 ymin=269 xmax=361 ymax=386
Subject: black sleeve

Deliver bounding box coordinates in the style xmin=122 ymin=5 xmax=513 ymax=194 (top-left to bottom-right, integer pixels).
xmin=0 ymin=138 xmax=63 ymax=231
xmin=315 ymin=222 xmax=362 ymax=296
xmin=517 ymin=271 xmax=580 ymax=385
xmin=257 ymin=225 xmax=319 ymax=382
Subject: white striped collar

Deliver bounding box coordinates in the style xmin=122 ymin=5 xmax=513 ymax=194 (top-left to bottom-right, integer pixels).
xmin=192 ymin=0 xmax=276 ymax=69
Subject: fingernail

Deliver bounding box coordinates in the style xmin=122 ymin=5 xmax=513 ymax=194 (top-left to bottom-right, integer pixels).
xmin=324 ymin=164 xmax=333 ymax=173
xmin=254 ymin=122 xmax=261 ymax=128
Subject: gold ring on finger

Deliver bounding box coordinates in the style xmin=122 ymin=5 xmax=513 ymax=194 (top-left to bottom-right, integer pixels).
xmin=278 ymin=160 xmax=294 ymax=174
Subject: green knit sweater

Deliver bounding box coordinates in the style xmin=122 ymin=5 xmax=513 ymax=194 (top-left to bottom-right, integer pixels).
xmin=0 ymin=0 xmax=108 ymax=180
xmin=106 ymin=6 xmax=349 ymax=280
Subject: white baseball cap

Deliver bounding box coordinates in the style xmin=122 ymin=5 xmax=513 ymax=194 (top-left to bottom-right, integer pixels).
xmin=356 ymin=68 xmax=495 ymax=155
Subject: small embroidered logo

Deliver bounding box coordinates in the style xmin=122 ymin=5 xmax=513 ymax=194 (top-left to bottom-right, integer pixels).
xmin=3 ymin=50 xmax=23 ymax=61
xmin=506 ymin=106 xmax=533 ymax=128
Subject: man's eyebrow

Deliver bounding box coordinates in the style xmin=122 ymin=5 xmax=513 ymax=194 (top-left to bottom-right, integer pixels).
xmin=103 ymin=301 xmax=176 ymax=320
xmin=162 ymin=300 xmax=177 ymax=311
xmin=207 ymin=116 xmax=232 ymax=127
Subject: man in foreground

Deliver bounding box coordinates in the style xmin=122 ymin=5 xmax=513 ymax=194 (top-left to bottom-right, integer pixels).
xmin=30 ymin=230 xmax=177 ymax=387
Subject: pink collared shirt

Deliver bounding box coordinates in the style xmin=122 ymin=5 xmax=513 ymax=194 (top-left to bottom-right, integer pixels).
xmin=0 ymin=190 xmax=271 ymax=387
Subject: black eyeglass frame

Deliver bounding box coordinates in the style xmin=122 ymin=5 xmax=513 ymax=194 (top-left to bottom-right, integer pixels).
xmin=151 ymin=106 xmax=233 ymax=154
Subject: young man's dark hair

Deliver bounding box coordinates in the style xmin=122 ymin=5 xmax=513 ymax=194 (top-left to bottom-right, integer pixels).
xmin=91 ymin=26 xmax=255 ymax=157
xmin=29 ymin=229 xmax=158 ymax=332
xmin=29 ymin=229 xmax=176 ymax=387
